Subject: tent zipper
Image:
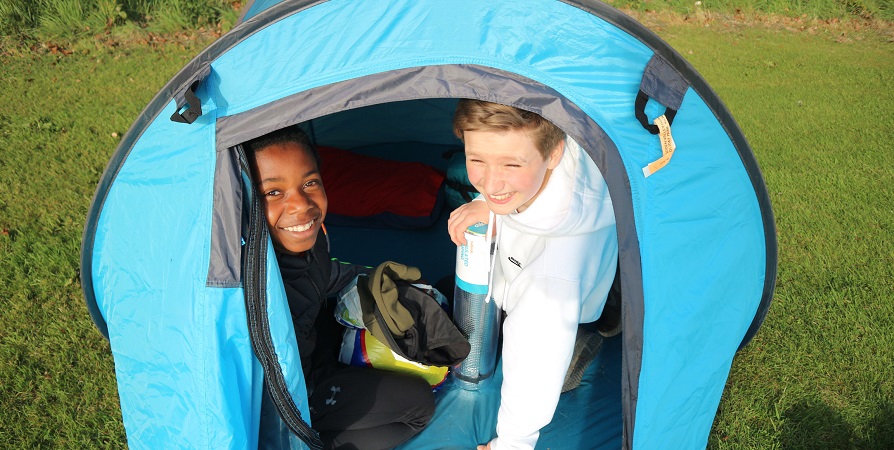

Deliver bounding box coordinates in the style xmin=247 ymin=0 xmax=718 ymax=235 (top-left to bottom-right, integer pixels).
xmin=237 ymin=146 xmax=324 ymax=450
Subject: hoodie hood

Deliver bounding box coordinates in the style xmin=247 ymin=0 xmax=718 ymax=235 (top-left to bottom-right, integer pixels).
xmin=502 ymin=137 xmax=614 ymax=237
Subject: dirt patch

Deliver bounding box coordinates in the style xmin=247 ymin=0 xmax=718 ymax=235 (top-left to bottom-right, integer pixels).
xmin=621 ymin=8 xmax=894 ymax=43
xmin=1 ymin=25 xmax=227 ymax=58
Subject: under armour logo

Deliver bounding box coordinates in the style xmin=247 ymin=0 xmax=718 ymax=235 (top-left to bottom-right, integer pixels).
xmin=508 ymin=256 xmax=522 ymax=268
xmin=325 ymin=385 xmax=341 ymax=405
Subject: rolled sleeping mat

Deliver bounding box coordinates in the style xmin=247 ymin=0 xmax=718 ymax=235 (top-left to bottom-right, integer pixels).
xmin=452 ymin=222 xmax=501 ymax=390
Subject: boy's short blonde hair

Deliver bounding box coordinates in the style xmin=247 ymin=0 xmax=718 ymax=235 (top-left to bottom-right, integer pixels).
xmin=453 ymin=99 xmax=565 ymax=160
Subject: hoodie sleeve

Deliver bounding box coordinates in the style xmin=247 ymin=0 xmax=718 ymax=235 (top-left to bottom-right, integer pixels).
xmin=490 ymin=274 xmax=581 ymax=450
xmin=326 ymin=259 xmax=371 ymax=296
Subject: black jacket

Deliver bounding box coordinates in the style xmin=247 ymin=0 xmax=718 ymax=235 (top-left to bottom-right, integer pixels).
xmin=275 ymin=231 xmax=369 ymax=392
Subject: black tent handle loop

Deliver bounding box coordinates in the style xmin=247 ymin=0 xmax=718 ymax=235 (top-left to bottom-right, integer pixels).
xmin=170 ymin=80 xmax=203 ymax=124
xmin=635 ymin=90 xmax=677 ymax=135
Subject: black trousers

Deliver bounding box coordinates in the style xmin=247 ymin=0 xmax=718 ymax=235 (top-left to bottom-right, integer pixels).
xmin=309 ymin=365 xmax=435 ymax=450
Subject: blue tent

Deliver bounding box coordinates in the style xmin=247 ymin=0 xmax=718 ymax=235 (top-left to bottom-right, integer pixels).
xmin=80 ymin=0 xmax=777 ymax=448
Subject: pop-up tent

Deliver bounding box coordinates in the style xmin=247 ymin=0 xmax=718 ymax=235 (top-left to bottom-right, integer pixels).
xmin=80 ymin=0 xmax=777 ymax=448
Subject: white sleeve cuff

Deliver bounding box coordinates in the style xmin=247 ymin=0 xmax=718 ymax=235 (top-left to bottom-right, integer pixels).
xmin=489 ymin=431 xmax=540 ymax=450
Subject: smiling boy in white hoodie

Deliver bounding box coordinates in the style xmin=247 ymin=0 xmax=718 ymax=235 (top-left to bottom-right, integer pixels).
xmin=447 ymin=99 xmax=619 ymax=450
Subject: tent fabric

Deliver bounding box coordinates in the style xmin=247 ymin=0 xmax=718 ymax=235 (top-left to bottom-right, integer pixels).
xmin=80 ymin=1 xmax=776 ymax=449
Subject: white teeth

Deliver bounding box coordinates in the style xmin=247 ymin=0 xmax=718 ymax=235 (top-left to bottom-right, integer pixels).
xmin=283 ymin=220 xmax=314 ymax=232
xmin=491 ymin=193 xmax=511 ymax=200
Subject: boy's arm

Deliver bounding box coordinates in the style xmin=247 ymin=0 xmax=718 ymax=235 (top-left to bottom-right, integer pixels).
xmin=489 ymin=276 xmax=580 ymax=450
xmin=326 ymin=259 xmax=371 ymax=296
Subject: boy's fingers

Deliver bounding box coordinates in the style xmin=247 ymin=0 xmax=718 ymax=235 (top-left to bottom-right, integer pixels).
xmin=448 ymin=202 xmax=492 ymax=246
xmin=450 ymin=222 xmax=467 ymax=246
xmin=447 ymin=205 xmax=469 ymax=245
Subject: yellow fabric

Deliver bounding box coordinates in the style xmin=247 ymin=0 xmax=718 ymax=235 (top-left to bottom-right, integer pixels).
xmin=355 ymin=329 xmax=449 ymax=388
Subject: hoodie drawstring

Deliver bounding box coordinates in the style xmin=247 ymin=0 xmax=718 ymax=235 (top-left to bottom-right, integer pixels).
xmin=485 ymin=210 xmax=498 ymax=303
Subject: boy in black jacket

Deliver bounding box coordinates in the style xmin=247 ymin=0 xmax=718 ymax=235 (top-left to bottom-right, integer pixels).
xmin=246 ymin=127 xmax=435 ymax=449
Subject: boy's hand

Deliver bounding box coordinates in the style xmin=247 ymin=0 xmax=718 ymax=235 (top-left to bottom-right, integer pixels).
xmin=447 ymin=200 xmax=491 ymax=246
xmin=477 ymin=444 xmax=491 ymax=450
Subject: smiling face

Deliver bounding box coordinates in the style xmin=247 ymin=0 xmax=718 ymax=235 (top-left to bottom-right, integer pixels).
xmin=464 ymin=128 xmax=563 ymax=215
xmin=251 ymin=141 xmax=327 ymax=255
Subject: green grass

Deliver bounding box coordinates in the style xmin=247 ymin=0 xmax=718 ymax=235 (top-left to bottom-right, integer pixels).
xmin=0 ymin=0 xmax=239 ymax=47
xmin=0 ymin=0 xmax=890 ymax=48
xmin=1 ymin=12 xmax=893 ymax=450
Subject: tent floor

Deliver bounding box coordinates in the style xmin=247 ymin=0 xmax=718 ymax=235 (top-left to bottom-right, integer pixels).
xmin=397 ymin=334 xmax=622 ymax=449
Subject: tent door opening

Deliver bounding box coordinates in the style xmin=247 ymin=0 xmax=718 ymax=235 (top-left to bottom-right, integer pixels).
xmin=224 ymin=93 xmax=631 ymax=449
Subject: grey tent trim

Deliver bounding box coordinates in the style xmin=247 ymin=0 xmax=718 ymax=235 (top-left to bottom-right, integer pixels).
xmin=640 ymin=54 xmax=688 ymax=111
xmin=206 ymin=146 xmax=245 ymax=287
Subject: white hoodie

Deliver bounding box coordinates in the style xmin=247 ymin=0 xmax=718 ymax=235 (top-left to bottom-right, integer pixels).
xmin=486 ymin=137 xmax=618 ymax=449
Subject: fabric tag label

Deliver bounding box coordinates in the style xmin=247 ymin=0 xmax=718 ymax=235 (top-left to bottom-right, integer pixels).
xmin=642 ymin=114 xmax=677 ymax=177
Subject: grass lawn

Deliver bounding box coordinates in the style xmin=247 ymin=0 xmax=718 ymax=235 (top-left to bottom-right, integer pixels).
xmin=1 ymin=15 xmax=892 ymax=450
